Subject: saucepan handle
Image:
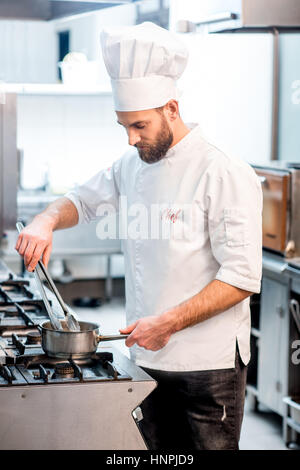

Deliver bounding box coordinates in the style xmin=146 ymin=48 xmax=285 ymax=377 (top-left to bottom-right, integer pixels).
xmin=97 ymin=334 xmax=129 ymax=343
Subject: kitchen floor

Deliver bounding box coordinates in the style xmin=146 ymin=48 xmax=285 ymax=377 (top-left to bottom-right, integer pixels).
xmin=75 ymin=297 xmax=289 ymax=451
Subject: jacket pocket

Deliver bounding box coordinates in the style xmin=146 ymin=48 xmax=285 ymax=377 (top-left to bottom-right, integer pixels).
xmin=224 ymin=208 xmax=250 ymax=247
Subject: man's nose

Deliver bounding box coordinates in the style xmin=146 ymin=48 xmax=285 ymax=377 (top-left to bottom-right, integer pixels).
xmin=128 ymin=129 xmax=141 ymax=147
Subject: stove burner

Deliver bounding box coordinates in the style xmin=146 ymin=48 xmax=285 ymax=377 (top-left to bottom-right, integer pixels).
xmin=72 ymin=357 xmax=94 ymax=367
xmin=54 ymin=363 xmax=75 ymax=378
xmin=26 ymin=332 xmax=42 ymax=345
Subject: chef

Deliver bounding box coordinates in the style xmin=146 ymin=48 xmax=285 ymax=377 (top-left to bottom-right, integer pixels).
xmin=15 ymin=22 xmax=262 ymax=450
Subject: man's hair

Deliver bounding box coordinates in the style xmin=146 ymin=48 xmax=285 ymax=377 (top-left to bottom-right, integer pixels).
xmin=155 ymin=105 xmax=165 ymax=114
xmin=155 ymin=102 xmax=180 ymax=117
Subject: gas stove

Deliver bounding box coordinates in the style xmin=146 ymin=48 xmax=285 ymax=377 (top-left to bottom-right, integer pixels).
xmin=0 ymin=276 xmax=132 ymax=383
xmin=0 ymin=329 xmax=44 ymax=364
xmin=0 ymin=329 xmax=132 ymax=384
xmin=0 ymin=352 xmax=132 ymax=386
xmin=0 ymin=273 xmax=54 ymax=331
xmin=0 ymin=260 xmax=156 ymax=450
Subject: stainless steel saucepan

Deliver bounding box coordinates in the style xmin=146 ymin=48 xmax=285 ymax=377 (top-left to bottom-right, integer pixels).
xmin=38 ymin=320 xmax=128 ymax=359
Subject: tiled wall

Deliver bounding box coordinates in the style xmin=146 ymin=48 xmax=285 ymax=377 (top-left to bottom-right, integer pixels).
xmin=17 ymin=92 xmax=130 ymax=191
xmin=0 ymin=19 xmax=56 ymax=83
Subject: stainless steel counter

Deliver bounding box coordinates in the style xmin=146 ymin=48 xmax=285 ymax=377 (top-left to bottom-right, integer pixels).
xmin=262 ymin=250 xmax=300 ymax=295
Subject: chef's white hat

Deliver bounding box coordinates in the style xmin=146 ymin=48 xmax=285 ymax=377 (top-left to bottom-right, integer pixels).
xmin=100 ymin=22 xmax=188 ymax=112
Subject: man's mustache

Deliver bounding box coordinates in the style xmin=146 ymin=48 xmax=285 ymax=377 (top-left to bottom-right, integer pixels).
xmin=135 ymin=143 xmax=150 ymax=149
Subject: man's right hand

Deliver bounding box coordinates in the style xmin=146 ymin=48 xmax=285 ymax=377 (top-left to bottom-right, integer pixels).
xmin=15 ymin=217 xmax=54 ymax=272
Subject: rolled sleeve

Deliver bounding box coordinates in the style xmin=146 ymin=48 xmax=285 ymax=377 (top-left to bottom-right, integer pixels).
xmin=64 ymin=192 xmax=85 ymax=225
xmin=64 ymin=158 xmax=122 ymax=225
xmin=205 ymin=157 xmax=263 ymax=294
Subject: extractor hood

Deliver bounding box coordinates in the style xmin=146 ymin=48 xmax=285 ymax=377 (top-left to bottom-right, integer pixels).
xmin=0 ymin=0 xmax=140 ymax=21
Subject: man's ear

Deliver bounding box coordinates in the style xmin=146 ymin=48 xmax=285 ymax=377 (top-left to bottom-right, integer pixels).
xmin=164 ymin=100 xmax=179 ymax=122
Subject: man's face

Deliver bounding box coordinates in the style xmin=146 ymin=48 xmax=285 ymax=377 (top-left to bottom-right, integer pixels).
xmin=116 ymin=108 xmax=173 ymax=164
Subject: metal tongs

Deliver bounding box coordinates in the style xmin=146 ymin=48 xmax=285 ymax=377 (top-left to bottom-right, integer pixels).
xmin=16 ymin=222 xmax=80 ymax=332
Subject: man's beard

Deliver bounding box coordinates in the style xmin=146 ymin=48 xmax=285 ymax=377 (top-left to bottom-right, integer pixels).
xmin=135 ymin=116 xmax=173 ymax=164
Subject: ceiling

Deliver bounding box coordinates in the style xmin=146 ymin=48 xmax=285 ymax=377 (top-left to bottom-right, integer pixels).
xmin=0 ymin=0 xmax=140 ymax=21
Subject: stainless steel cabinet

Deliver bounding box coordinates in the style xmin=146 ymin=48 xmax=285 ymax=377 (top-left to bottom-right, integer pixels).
xmin=257 ymin=276 xmax=290 ymax=416
xmin=248 ymin=254 xmax=300 ymax=446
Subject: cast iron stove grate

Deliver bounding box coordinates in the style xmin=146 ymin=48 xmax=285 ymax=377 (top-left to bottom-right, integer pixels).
xmin=0 ymin=350 xmax=132 ymax=386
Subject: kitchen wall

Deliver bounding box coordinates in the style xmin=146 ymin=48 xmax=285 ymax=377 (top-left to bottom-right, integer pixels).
xmin=177 ymin=32 xmax=274 ymax=165
xmin=17 ymin=92 xmax=129 ymax=191
xmin=0 ymin=20 xmax=56 ymax=83
xmin=278 ymin=33 xmax=300 ymax=162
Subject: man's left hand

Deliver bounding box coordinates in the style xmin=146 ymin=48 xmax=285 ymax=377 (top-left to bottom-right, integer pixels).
xmin=119 ymin=314 xmax=174 ymax=351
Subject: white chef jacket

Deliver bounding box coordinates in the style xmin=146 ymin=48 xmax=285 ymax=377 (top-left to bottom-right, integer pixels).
xmin=65 ymin=124 xmax=262 ymax=371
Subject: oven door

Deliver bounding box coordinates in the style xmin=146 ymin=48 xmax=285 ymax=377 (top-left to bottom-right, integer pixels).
xmin=255 ymin=168 xmax=290 ymax=254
